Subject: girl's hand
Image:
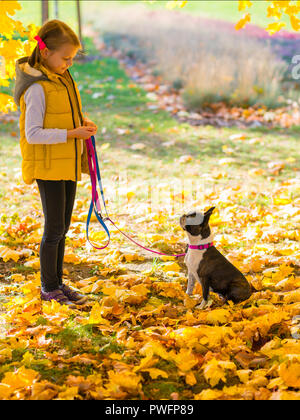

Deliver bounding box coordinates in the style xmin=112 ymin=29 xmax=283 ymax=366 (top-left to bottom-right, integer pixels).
xmin=83 ymin=118 xmax=98 ymax=134
xmin=67 ymin=126 xmax=97 ymax=140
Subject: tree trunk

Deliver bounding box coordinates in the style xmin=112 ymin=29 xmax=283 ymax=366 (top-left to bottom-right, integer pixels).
xmin=42 ymin=0 xmax=49 ymax=24
xmin=76 ymin=0 xmax=84 ymax=52
xmin=54 ymin=0 xmax=59 ymax=19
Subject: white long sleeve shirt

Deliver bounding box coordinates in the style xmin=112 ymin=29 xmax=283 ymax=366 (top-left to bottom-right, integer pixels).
xmin=24 ymin=83 xmax=83 ymax=154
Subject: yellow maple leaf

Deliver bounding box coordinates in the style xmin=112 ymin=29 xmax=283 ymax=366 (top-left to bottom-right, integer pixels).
xmin=0 ymin=348 xmax=12 ymax=364
xmin=42 ymin=299 xmax=72 ymax=317
xmin=109 ymin=353 xmax=123 ymax=361
xmin=1 ymin=366 xmax=40 ymax=390
xmin=101 ymin=283 xmax=120 ymax=297
xmin=58 ymin=387 xmax=79 ymax=401
xmin=185 ymin=371 xmax=197 ymax=386
xmin=161 ymin=261 xmax=181 ymax=272
xmin=202 ymin=359 xmax=236 ymax=387
xmin=159 ymin=255 xmax=176 ymax=261
xmin=267 ymin=5 xmax=282 ymax=19
xmin=184 ymin=295 xmax=198 ymax=309
xmin=139 ymin=341 xmax=170 ymax=361
xmin=130 ymin=284 xmax=150 ymax=296
xmin=133 ymin=354 xmax=159 ymax=372
xmin=236 ymin=369 xmax=252 ymax=384
xmin=238 ymin=1 xmax=252 ymax=11
xmin=266 ymin=21 xmax=286 ymax=35
xmin=64 ymin=253 xmax=81 ymax=263
xmin=0 ymin=93 xmax=17 ymax=113
xmin=270 ymin=390 xmax=300 ymax=400
xmin=123 ymin=253 xmax=144 ymax=262
xmin=88 ymin=302 xmax=111 ymax=325
xmin=166 ymin=1 xmax=188 ymax=10
xmin=273 ymin=197 xmax=291 ymax=205
xmin=261 ymin=338 xmax=300 ymax=359
xmin=22 ymin=351 xmax=51 ymax=368
xmin=171 ymin=348 xmax=199 ymax=371
xmin=195 ymin=388 xmax=223 ymax=400
xmin=24 ymin=258 xmax=40 ymax=269
xmin=290 ymin=14 xmax=300 ymax=31
xmin=0 ymin=246 xmax=20 ymax=262
xmin=0 ymin=1 xmax=21 ymax=16
xmin=10 ymin=274 xmax=25 ymax=282
xmin=235 ymin=13 xmax=251 ymax=30
xmin=0 ymin=384 xmax=12 ymax=400
xmin=283 ymin=289 xmax=300 ymax=304
xmin=30 ymin=382 xmax=58 ymax=401
xmin=153 ymin=281 xmax=183 ymax=298
xmin=278 ymin=361 xmax=300 ymax=388
xmin=107 ymin=369 xmax=142 ymax=391
xmin=206 ymin=309 xmax=232 ymax=325
xmin=140 ymin=368 xmax=168 ymax=379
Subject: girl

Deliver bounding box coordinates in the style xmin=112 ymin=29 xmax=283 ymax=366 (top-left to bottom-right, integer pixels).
xmin=14 ymin=20 xmax=98 ymax=306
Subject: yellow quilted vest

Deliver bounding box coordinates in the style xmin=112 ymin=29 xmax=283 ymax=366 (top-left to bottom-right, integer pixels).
xmin=19 ymin=62 xmax=89 ymax=185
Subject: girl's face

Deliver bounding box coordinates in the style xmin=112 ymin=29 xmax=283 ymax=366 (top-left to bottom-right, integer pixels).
xmin=41 ymin=43 xmax=79 ymax=75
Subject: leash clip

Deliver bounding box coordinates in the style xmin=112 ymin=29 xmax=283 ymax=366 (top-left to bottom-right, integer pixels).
xmin=95 ymin=209 xmax=103 ymax=218
xmin=94 ymin=208 xmax=109 ymax=222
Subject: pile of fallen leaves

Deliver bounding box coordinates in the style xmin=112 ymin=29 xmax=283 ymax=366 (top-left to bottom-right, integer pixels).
xmin=0 ymin=175 xmax=299 ymax=400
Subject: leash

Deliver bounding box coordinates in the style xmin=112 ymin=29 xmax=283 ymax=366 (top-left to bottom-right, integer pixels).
xmin=85 ymin=135 xmax=187 ymax=258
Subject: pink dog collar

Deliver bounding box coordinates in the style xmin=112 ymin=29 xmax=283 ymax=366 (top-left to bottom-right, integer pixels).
xmin=189 ymin=242 xmax=214 ymax=250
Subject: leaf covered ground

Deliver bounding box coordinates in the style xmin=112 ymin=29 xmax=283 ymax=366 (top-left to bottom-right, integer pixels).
xmin=0 ymin=37 xmax=299 ymax=400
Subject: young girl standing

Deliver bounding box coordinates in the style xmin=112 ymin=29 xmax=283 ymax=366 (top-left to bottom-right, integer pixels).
xmin=14 ymin=20 xmax=98 ymax=306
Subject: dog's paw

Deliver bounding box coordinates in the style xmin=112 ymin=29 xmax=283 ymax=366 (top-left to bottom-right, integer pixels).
xmin=185 ymin=289 xmax=194 ymax=296
xmin=197 ymin=299 xmax=208 ymax=310
xmin=196 ymin=298 xmax=213 ymax=310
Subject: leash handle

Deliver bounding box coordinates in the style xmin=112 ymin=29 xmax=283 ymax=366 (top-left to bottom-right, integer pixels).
xmin=85 ymin=136 xmax=110 ymax=250
xmin=90 ymin=136 xmax=109 ymax=218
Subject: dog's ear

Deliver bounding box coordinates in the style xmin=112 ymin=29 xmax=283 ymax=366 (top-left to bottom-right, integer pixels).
xmin=203 ymin=206 xmax=215 ymax=224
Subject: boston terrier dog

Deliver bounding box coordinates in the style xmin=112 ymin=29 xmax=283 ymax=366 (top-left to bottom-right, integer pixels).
xmin=179 ymin=207 xmax=252 ymax=309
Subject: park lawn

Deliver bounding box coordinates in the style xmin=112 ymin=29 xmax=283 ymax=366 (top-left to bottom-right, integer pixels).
xmin=0 ymin=36 xmax=299 ymax=400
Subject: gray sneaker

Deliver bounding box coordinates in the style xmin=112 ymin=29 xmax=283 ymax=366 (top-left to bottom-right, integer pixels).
xmin=41 ymin=289 xmax=77 ymax=308
xmin=59 ymin=284 xmax=88 ymax=305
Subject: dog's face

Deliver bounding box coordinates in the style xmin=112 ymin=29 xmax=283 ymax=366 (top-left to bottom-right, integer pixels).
xmin=180 ymin=207 xmax=215 ymax=240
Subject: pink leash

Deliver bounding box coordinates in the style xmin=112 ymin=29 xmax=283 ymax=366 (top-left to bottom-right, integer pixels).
xmin=85 ymin=136 xmax=187 ymax=258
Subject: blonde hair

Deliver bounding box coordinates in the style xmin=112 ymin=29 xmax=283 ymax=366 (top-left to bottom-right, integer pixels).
xmin=28 ymin=19 xmax=81 ymax=67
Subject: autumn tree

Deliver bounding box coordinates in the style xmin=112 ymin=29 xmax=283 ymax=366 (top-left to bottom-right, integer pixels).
xmin=0 ymin=0 xmax=38 ymax=113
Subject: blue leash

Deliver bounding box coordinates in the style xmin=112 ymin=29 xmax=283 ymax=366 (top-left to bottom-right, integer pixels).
xmin=85 ymin=135 xmax=110 ymax=249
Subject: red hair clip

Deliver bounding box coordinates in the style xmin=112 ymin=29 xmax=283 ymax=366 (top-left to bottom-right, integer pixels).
xmin=34 ymin=35 xmax=47 ymax=50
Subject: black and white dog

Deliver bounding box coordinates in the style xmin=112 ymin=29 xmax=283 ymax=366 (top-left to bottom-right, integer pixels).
xmin=180 ymin=207 xmax=252 ymax=308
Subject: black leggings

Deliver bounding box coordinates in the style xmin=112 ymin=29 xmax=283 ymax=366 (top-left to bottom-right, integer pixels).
xmin=36 ymin=179 xmax=77 ymax=292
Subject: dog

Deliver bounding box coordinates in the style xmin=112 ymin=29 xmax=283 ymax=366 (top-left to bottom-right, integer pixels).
xmin=179 ymin=207 xmax=252 ymax=309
